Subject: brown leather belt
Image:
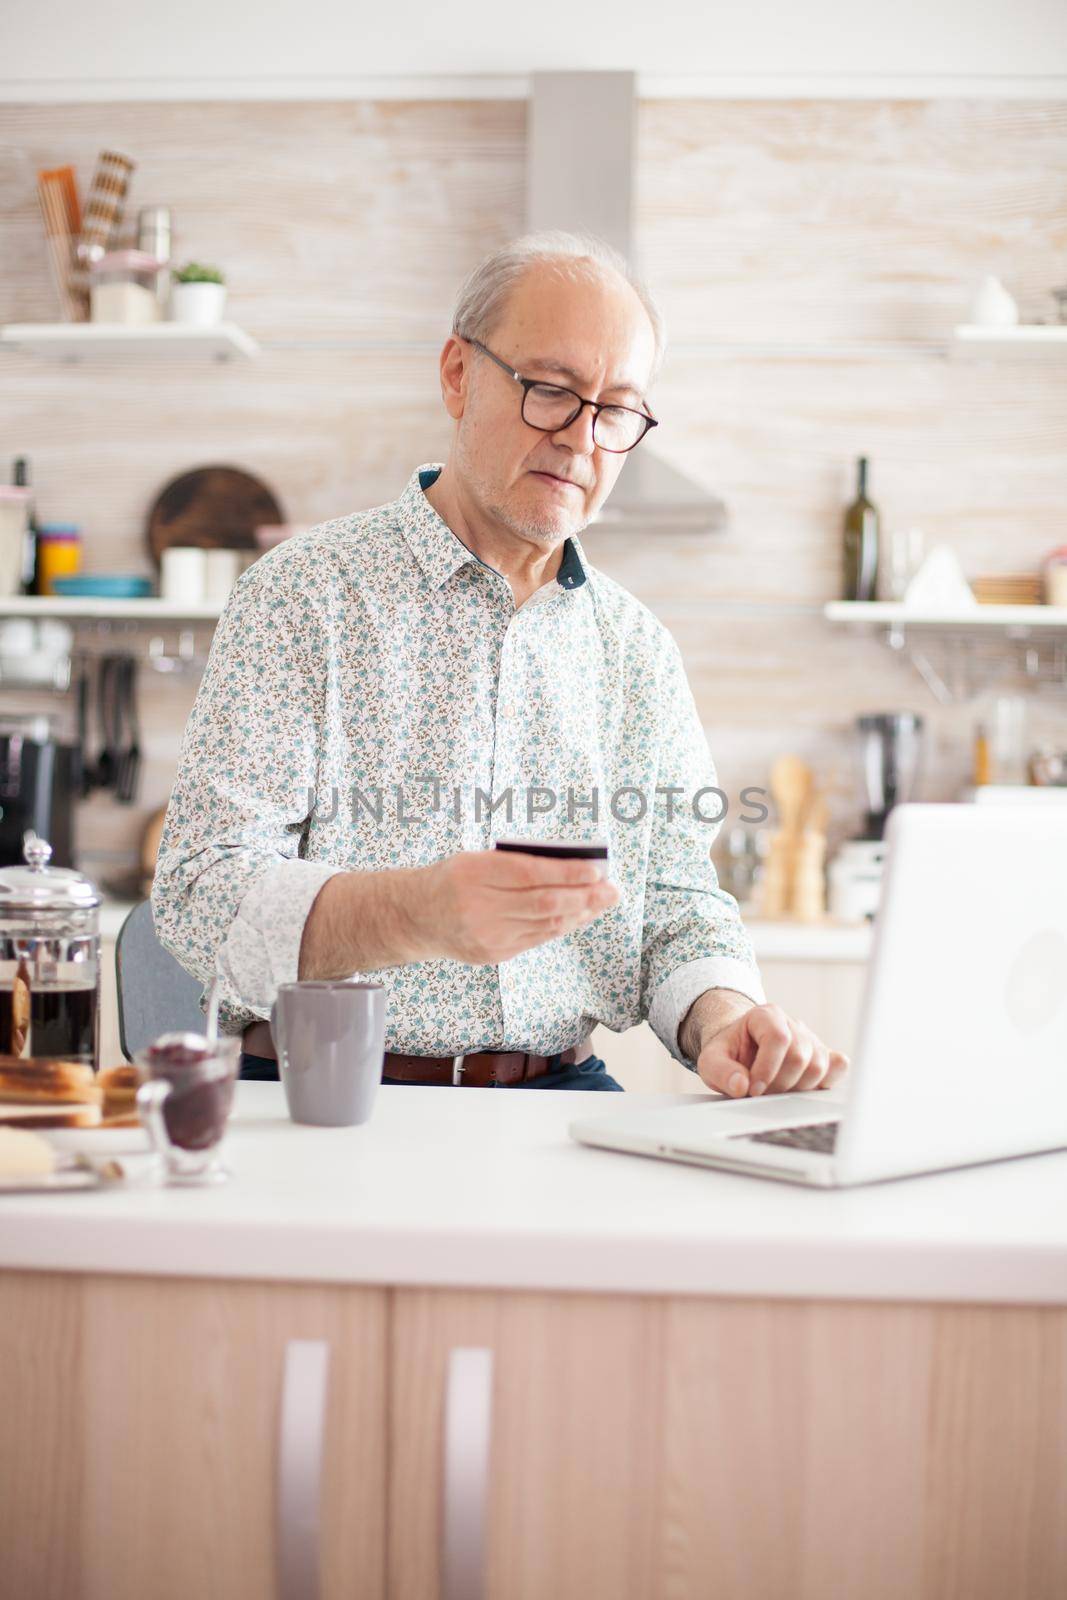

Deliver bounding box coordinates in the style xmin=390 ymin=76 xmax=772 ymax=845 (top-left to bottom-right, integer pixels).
xmin=242 ymin=1020 xmax=594 ymax=1088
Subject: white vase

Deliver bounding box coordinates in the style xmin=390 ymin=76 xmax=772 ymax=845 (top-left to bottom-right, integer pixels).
xmin=970 ymin=275 xmax=1018 ymax=328
xmin=170 ymin=281 xmax=227 ymax=327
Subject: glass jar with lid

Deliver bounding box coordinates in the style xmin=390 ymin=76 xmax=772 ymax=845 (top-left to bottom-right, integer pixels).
xmin=89 ymin=249 xmax=164 ymax=325
xmin=1044 ymin=545 xmax=1067 ymax=608
xmin=0 ymin=832 xmax=100 ymax=1066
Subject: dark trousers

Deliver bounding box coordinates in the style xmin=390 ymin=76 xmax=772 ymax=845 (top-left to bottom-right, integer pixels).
xmin=239 ymin=1050 xmax=624 ymax=1091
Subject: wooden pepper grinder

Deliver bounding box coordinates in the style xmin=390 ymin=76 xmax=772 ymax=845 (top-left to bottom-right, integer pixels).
xmin=759 ymin=756 xmax=813 ymax=918
xmin=792 ymin=790 xmax=829 ymax=922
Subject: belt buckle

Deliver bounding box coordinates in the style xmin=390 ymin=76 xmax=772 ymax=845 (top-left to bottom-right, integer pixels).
xmin=451 ymin=1054 xmax=465 ymax=1087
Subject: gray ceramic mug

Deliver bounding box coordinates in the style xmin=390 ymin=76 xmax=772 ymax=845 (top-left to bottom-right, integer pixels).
xmin=270 ymin=981 xmax=387 ymax=1127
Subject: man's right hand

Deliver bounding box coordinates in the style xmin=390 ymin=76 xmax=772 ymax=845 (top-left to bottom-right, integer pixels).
xmin=299 ymin=849 xmax=621 ymax=980
xmin=413 ymin=848 xmax=620 ymax=965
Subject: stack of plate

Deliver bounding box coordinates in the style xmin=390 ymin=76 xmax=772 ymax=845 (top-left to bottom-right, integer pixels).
xmin=51 ymin=575 xmax=153 ymax=599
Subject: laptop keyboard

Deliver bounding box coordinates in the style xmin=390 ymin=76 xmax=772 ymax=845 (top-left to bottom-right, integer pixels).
xmin=740 ymin=1120 xmax=841 ymax=1154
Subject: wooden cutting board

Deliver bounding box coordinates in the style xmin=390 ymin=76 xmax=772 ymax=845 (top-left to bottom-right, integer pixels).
xmin=145 ymin=465 xmax=285 ymax=564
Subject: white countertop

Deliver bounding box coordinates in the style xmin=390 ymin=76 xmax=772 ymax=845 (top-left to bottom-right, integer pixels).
xmin=741 ymin=916 xmax=872 ymax=961
xmin=4 ymin=1082 xmax=1065 ymax=1306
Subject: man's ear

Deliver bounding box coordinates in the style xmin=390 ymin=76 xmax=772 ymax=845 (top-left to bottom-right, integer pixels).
xmin=439 ymin=337 xmax=469 ymax=422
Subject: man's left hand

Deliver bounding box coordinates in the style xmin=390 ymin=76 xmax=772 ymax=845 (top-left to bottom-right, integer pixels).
xmin=695 ymin=1002 xmax=849 ymax=1098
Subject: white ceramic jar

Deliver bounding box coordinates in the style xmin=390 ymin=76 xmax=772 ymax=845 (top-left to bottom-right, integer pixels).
xmin=203 ymin=549 xmax=241 ymax=604
xmin=170 ymin=281 xmax=227 ymax=326
xmin=160 ymin=546 xmax=207 ymax=605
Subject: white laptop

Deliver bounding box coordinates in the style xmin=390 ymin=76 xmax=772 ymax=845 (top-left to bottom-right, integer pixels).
xmin=570 ymin=803 xmax=1067 ymax=1187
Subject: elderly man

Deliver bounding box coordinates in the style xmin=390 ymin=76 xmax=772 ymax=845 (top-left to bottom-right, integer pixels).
xmin=154 ymin=229 xmax=849 ymax=1096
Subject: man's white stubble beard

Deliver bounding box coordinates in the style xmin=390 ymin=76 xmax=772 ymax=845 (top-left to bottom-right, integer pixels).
xmin=453 ymin=422 xmax=592 ymax=543
xmin=484 ymin=494 xmax=578 ymax=544
xmin=477 ymin=462 xmax=588 ymax=545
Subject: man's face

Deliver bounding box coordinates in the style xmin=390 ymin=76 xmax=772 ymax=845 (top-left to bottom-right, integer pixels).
xmin=446 ymin=261 xmax=657 ymax=547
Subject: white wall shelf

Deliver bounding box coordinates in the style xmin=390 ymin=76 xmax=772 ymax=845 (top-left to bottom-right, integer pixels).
xmin=824 ymin=602 xmax=1067 ymax=703
xmin=4 ymin=323 xmax=1060 ymax=366
xmin=0 ymin=595 xmax=224 ymax=621
xmin=0 ymin=321 xmax=259 ymax=361
xmin=951 ymin=324 xmax=1067 ymax=359
xmin=824 ymin=602 xmax=1067 ymax=631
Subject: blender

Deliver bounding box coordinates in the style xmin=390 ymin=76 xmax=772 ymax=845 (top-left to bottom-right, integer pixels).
xmin=829 ymin=712 xmax=924 ymax=920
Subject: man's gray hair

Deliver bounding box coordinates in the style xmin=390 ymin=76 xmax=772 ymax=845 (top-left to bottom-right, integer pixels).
xmin=451 ymin=230 xmax=666 ymax=391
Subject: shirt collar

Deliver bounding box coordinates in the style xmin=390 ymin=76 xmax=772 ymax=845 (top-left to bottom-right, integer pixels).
xmin=396 ymin=463 xmax=588 ymax=595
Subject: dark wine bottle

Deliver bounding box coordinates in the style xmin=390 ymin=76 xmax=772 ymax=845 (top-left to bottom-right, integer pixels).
xmin=12 ymin=456 xmax=38 ymax=596
xmin=842 ymin=455 xmax=879 ymax=602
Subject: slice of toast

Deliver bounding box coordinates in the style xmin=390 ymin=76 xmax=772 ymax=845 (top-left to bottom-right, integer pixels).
xmin=0 ymin=1057 xmax=102 ymax=1106
xmin=0 ymin=1102 xmax=102 ymax=1129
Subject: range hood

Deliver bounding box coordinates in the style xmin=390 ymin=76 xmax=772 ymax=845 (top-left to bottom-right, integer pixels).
xmin=527 ymin=71 xmax=727 ymax=535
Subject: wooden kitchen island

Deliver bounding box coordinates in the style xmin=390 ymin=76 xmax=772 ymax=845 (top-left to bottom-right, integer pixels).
xmin=2 ymin=1082 xmax=1065 ymax=1600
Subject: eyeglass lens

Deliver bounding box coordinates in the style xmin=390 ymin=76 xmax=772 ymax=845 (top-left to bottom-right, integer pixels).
xmin=522 ymin=384 xmax=647 ymax=451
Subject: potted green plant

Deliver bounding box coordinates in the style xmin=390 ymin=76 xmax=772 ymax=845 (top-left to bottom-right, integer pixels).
xmin=169 ymin=262 xmax=227 ymax=327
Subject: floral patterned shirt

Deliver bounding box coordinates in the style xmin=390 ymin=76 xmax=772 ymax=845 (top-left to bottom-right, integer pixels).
xmin=152 ymin=463 xmax=766 ymax=1071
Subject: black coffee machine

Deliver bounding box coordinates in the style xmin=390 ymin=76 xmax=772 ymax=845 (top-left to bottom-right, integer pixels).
xmin=828 ymin=710 xmax=925 ymax=920
xmin=0 ymin=716 xmax=76 ymax=868
xmin=857 ymin=711 xmax=925 ymax=841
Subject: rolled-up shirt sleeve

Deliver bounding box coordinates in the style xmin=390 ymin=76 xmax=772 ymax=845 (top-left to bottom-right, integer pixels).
xmin=151 ymin=559 xmax=345 ymax=1032
xmin=639 ymin=632 xmax=766 ymax=1071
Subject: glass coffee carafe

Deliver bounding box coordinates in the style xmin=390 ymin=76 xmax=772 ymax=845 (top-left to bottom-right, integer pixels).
xmin=0 ymin=831 xmax=100 ymax=1066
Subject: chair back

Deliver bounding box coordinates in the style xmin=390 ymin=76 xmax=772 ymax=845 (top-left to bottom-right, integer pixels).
xmin=115 ymin=899 xmax=206 ymax=1061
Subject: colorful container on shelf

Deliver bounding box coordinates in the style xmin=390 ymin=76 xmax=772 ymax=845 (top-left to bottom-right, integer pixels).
xmin=50 ymin=575 xmax=153 ymax=600
xmin=34 ymin=524 xmax=82 ymax=595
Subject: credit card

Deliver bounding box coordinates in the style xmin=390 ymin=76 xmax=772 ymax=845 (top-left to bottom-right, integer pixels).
xmin=494 ymin=835 xmax=609 ymax=878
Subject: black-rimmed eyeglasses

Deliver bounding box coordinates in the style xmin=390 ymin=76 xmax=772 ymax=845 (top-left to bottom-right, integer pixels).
xmin=464 ymin=337 xmax=658 ymax=453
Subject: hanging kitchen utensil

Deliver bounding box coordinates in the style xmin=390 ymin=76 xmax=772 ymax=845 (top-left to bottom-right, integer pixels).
xmin=113 ymin=653 xmax=130 ymax=802
xmin=72 ymin=658 xmax=92 ymax=798
xmin=145 ymin=465 xmax=285 ymax=565
xmin=93 ymin=654 xmax=121 ymax=793
xmin=115 ymin=654 xmax=141 ymax=805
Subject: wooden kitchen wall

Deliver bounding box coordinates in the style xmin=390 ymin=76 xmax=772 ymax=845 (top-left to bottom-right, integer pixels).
xmin=1 ymin=97 xmax=1066 ymax=881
